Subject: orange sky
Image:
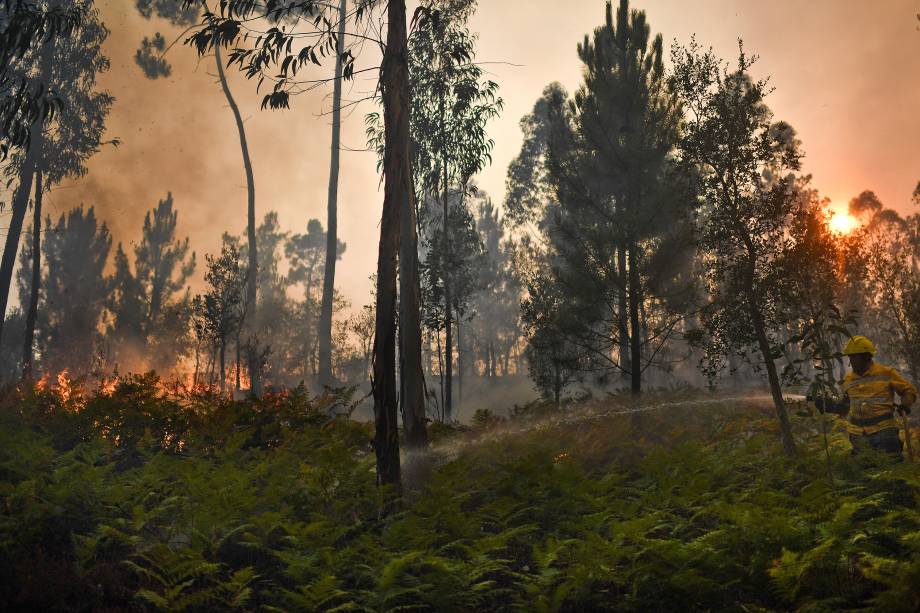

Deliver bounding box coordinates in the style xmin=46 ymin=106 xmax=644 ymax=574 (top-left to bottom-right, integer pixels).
xmin=12 ymin=0 xmax=920 ymax=311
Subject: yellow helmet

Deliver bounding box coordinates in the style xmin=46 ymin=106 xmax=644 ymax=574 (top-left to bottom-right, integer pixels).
xmin=843 ymin=335 xmax=876 ymax=356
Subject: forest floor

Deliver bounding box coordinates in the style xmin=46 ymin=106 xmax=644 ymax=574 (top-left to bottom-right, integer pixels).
xmin=2 ymin=378 xmax=920 ymax=611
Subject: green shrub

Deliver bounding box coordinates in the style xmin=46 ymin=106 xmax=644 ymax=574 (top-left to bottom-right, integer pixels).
xmin=2 ymin=382 xmax=920 ymax=610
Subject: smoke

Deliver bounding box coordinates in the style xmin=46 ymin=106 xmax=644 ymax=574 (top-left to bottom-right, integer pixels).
xmin=16 ymin=0 xmax=918 ymax=315
xmin=38 ymin=0 xmax=385 ymax=309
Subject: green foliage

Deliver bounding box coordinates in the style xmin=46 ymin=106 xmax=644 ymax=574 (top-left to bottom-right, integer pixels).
xmin=3 ymin=382 xmax=920 ymax=610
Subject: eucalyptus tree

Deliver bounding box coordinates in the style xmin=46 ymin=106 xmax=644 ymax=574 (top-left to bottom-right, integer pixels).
xmin=471 ymin=199 xmax=521 ymax=380
xmin=134 ymin=0 xmax=262 ymax=394
xmin=2 ymin=2 xmax=113 ymax=379
xmin=841 ymin=196 xmax=920 ymax=384
xmin=181 ymin=0 xmax=449 ymax=480
xmin=286 ymin=218 xmax=345 ymax=382
xmin=504 ymin=82 xmax=568 ymax=231
xmin=0 ymin=0 xmax=87 ymax=159
xmin=420 ymin=189 xmax=485 ymax=414
xmin=318 ymin=0 xmax=348 ymax=389
xmin=671 ymin=41 xmax=803 ymax=455
xmin=368 ymin=1 xmax=501 ymax=420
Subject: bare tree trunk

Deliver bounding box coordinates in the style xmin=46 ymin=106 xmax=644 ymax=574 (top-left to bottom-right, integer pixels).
xmin=0 ymin=123 xmax=41 ymax=362
xmin=193 ymin=340 xmax=200 ymax=386
xmin=617 ymin=246 xmax=630 ymax=378
xmin=749 ymin=297 xmax=796 ymax=455
xmin=214 ymin=45 xmax=260 ymax=396
xmin=627 ymin=242 xmax=642 ymax=395
xmin=235 ymin=333 xmax=241 ymax=392
xmin=372 ymin=0 xmax=416 ymax=487
xmin=399 ymin=182 xmax=428 ymax=447
xmin=436 ymin=326 xmax=445 ymax=417
xmin=442 ymin=167 xmax=453 ymax=422
xmin=22 ymin=169 xmax=43 ymax=380
xmin=207 ymin=346 xmax=216 ymax=387
xmin=490 ymin=341 xmax=496 ymax=379
xmin=743 ymin=252 xmax=796 ymax=455
xmin=319 ymin=0 xmax=347 ymax=388
xmin=219 ymin=337 xmax=226 ymax=392
xmin=456 ymin=314 xmax=462 ymax=416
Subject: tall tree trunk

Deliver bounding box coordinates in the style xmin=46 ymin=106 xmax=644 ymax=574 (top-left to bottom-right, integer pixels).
xmin=627 ymin=242 xmax=642 ymax=395
xmin=741 ymin=246 xmax=796 ymax=455
xmin=235 ymin=333 xmax=241 ymax=392
xmin=617 ymin=246 xmax=630 ymax=377
xmin=193 ymin=340 xmax=200 ymax=386
xmin=442 ymin=163 xmax=453 ymax=421
xmin=0 ymin=122 xmax=41 ymax=362
xmin=749 ymin=296 xmax=796 ymax=455
xmin=21 ymin=169 xmax=43 ymax=379
xmin=214 ymin=45 xmax=260 ymax=395
xmin=318 ymin=0 xmax=347 ymax=388
xmin=456 ymin=314 xmax=462 ymax=416
xmin=399 ymin=181 xmax=428 ymax=448
xmin=219 ymin=337 xmax=226 ymax=392
xmin=207 ymin=346 xmax=215 ymax=386
xmin=436 ymin=326 xmax=445 ymax=418
xmin=372 ymin=0 xmax=416 ymax=487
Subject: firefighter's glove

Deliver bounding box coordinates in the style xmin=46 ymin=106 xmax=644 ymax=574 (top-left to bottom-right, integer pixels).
xmin=897 ymin=404 xmax=912 ymax=416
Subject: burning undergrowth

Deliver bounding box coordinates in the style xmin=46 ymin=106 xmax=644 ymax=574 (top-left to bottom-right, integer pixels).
xmin=4 ymin=371 xmax=369 ymax=457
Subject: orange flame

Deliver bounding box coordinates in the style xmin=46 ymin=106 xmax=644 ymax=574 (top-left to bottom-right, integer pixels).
xmin=98 ymin=375 xmax=119 ymax=396
xmin=56 ymin=369 xmax=73 ymax=403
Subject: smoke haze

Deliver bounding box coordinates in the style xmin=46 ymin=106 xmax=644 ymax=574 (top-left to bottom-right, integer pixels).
xmin=7 ymin=0 xmax=919 ymax=312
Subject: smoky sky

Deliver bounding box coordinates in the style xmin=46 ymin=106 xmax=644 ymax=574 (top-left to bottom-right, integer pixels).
xmin=12 ymin=0 xmax=920 ymax=312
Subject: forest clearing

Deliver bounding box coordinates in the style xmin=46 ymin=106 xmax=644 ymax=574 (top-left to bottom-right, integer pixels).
xmin=3 ymin=0 xmax=920 ymax=609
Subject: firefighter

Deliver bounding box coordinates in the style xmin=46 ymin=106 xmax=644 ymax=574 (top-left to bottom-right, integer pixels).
xmin=815 ymin=335 xmax=917 ymax=458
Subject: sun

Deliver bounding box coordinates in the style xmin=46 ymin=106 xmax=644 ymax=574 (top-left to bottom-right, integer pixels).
xmin=828 ymin=210 xmax=858 ymax=235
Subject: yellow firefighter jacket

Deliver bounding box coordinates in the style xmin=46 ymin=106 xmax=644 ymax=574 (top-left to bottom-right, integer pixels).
xmin=842 ymin=362 xmax=917 ymax=436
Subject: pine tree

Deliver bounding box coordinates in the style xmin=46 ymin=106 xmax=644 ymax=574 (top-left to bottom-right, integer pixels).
xmin=543 ymin=0 xmax=686 ymax=395
xmin=41 ymin=206 xmax=112 ymax=374
xmin=106 ymin=194 xmax=195 ymax=373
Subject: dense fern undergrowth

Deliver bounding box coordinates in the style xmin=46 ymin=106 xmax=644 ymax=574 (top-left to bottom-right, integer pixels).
xmin=2 ymin=377 xmax=920 ymax=611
